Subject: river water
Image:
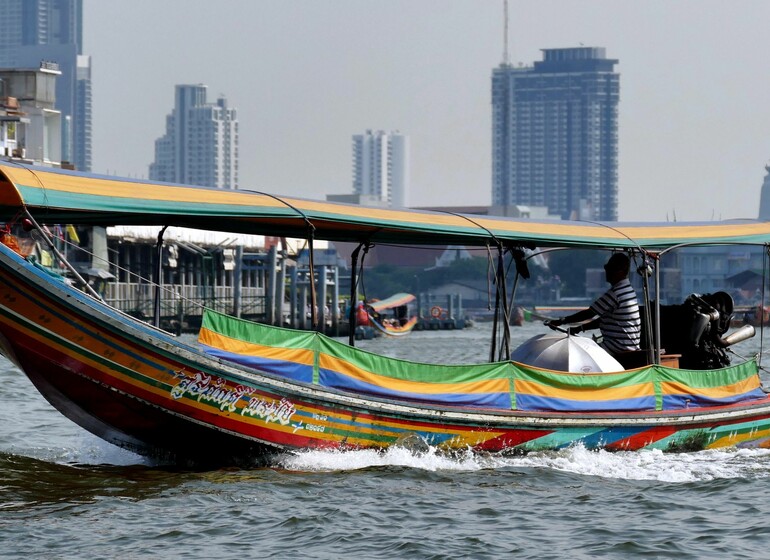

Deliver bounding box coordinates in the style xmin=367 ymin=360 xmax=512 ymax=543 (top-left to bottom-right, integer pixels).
xmin=2 ymin=322 xmax=770 ymax=559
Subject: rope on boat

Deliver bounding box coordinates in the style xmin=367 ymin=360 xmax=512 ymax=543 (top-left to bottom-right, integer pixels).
xmin=21 ymin=208 xmax=104 ymax=302
xmin=40 ymin=233 xmax=208 ymax=312
xmin=153 ymin=225 xmax=170 ymax=328
xmin=239 ymin=189 xmax=318 ymax=329
xmin=726 ymin=348 xmax=770 ymax=379
xmin=433 ymin=210 xmax=513 ymax=362
xmin=760 ymin=245 xmax=768 ymax=369
xmin=347 ymin=241 xmax=372 ymax=347
xmin=3 ymin=162 xmax=105 ymax=302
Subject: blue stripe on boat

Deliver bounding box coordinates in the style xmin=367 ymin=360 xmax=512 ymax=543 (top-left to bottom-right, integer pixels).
xmin=515 ymin=394 xmax=657 ymax=412
xmin=202 ymin=346 xmax=314 ymax=383
xmin=318 ymin=369 xmax=511 ymax=409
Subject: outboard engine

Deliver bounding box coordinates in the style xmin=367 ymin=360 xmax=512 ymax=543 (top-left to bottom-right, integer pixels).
xmin=657 ymin=291 xmax=753 ymax=369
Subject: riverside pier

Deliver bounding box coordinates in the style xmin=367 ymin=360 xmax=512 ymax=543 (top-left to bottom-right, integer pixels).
xmin=65 ymin=227 xmax=468 ymax=335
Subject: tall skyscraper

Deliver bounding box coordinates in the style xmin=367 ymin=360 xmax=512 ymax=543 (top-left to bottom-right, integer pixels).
xmin=352 ymin=130 xmax=410 ymax=208
xmin=758 ymin=165 xmax=770 ymax=220
xmin=0 ymin=0 xmax=92 ymax=172
xmin=150 ymin=84 xmax=239 ymax=189
xmin=491 ymin=47 xmax=619 ymax=221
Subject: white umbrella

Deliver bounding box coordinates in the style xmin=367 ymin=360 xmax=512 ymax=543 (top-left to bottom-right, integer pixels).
xmin=510 ymin=333 xmax=624 ymax=373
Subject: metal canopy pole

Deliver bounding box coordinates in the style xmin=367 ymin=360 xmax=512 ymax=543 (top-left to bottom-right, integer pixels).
xmin=489 ymin=251 xmax=500 ymax=363
xmin=654 ymin=255 xmax=662 ymax=365
xmin=153 ymin=226 xmax=169 ymax=328
xmin=498 ymin=247 xmax=511 ymax=361
xmin=639 ymin=254 xmax=655 ymax=366
xmin=760 ymin=245 xmax=769 ymax=368
xmin=348 ymin=243 xmax=363 ymax=346
xmin=489 ymin=244 xmax=510 ymax=362
xmin=308 ymin=231 xmax=317 ymax=329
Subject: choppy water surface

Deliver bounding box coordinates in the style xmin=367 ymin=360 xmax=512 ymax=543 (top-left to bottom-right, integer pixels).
xmin=3 ymin=323 xmax=770 ymax=559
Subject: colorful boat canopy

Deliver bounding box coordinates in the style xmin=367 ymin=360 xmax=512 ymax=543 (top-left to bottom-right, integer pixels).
xmin=368 ymin=293 xmax=416 ymax=312
xmin=2 ymin=163 xmax=770 ymax=250
xmin=199 ymin=310 xmax=767 ymax=412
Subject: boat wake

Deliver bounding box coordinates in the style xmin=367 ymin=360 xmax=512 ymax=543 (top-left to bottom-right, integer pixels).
xmin=3 ymin=432 xmax=155 ymax=468
xmin=281 ymin=445 xmax=487 ymax=473
xmin=8 ymin=432 xmax=770 ymax=485
xmin=281 ymin=444 xmax=770 ymax=482
xmin=509 ymin=444 xmax=770 ymax=482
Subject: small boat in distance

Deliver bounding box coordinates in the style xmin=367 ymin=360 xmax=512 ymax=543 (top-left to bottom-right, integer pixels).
xmin=1 ymin=162 xmax=770 ymax=466
xmin=362 ymin=293 xmax=418 ymax=336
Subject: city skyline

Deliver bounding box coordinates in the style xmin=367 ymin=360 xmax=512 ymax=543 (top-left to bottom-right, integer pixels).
xmin=85 ymin=1 xmax=770 ymax=222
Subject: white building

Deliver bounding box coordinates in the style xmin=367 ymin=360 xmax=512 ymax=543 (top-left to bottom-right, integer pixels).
xmin=0 ymin=0 xmax=91 ymax=171
xmin=352 ymin=129 xmax=409 ymax=208
xmin=150 ymin=84 xmax=239 ymax=189
xmin=0 ymin=65 xmax=63 ymax=167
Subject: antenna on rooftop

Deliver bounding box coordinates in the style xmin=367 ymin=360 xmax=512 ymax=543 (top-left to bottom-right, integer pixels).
xmin=502 ymin=0 xmax=511 ymax=65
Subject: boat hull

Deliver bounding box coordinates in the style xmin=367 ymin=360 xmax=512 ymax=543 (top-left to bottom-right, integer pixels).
xmin=368 ymin=315 xmax=418 ymax=336
xmin=2 ymin=245 xmax=770 ymax=465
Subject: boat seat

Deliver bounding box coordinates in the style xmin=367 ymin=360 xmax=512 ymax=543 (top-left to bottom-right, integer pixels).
xmin=615 ymin=350 xmax=681 ymax=369
xmin=660 ymin=353 xmax=681 ymax=368
xmin=614 ymin=350 xmax=649 ymax=369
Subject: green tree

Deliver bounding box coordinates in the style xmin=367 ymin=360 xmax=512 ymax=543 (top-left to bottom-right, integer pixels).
xmin=361 ymin=254 xmax=524 ymax=298
xmin=359 ymin=264 xmax=422 ymax=300
xmin=547 ymin=249 xmax=608 ymax=297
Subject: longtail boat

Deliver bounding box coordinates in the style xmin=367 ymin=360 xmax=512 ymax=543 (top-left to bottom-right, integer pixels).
xmin=362 ymin=293 xmax=418 ymax=336
xmin=1 ymin=162 xmax=770 ymax=465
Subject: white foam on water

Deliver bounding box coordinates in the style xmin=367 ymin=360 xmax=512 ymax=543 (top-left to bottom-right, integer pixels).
xmin=49 ymin=433 xmax=151 ymax=466
xmin=282 ymin=445 xmax=487 ymax=472
xmin=282 ymin=444 xmax=770 ymax=482
xmin=500 ymin=445 xmax=770 ymax=482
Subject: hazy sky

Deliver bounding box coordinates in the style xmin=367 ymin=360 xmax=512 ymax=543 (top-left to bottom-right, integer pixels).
xmin=85 ymin=0 xmax=770 ymax=222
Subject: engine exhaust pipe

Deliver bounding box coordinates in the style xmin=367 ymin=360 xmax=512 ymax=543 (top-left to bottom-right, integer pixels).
xmin=718 ymin=324 xmax=756 ymax=347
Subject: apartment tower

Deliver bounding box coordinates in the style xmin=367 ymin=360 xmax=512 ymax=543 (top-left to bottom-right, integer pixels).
xmin=149 ymin=84 xmax=239 ymax=189
xmin=352 ymin=130 xmax=410 ymax=208
xmin=492 ymin=47 xmax=619 ymax=221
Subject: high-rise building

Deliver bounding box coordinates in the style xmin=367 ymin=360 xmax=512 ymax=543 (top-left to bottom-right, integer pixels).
xmin=758 ymin=165 xmax=770 ymax=220
xmin=149 ymin=84 xmax=239 ymax=189
xmin=0 ymin=0 xmax=91 ymax=172
xmin=352 ymin=130 xmax=409 ymax=208
xmin=492 ymin=47 xmax=619 ymax=221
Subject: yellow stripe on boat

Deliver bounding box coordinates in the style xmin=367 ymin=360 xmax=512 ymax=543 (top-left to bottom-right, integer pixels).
xmin=514 ymin=378 xmax=655 ymax=401
xmin=660 ymin=377 xmax=761 ymax=399
xmin=318 ymin=353 xmax=510 ymax=395
xmin=198 ymin=329 xmax=316 ymax=365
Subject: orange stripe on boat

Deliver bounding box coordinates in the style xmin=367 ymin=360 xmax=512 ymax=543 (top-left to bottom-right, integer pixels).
xmin=318 ymin=353 xmax=510 ymax=395
xmin=514 ymin=379 xmax=655 ymax=401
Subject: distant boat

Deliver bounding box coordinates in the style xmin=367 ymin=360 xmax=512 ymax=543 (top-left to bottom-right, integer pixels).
xmin=363 ymin=293 xmax=418 ymax=336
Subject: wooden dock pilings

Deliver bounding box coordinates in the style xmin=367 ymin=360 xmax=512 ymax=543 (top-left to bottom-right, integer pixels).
xmin=98 ymin=235 xmax=348 ymax=334
xmin=88 ymin=231 xmax=468 ymax=335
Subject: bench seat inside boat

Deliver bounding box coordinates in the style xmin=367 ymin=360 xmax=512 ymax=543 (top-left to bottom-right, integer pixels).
xmin=615 ymin=350 xmax=681 ymax=369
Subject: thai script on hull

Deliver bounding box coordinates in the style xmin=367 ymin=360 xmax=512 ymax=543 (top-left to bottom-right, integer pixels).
xmin=170 ymin=369 xmax=296 ymax=425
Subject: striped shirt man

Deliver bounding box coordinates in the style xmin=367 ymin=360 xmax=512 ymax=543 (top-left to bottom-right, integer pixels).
xmin=590 ymin=277 xmax=641 ymax=354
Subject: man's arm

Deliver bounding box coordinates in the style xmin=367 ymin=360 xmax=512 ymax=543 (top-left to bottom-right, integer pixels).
xmin=572 ymin=317 xmax=601 ymax=334
xmin=548 ymin=307 xmax=596 ymax=328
